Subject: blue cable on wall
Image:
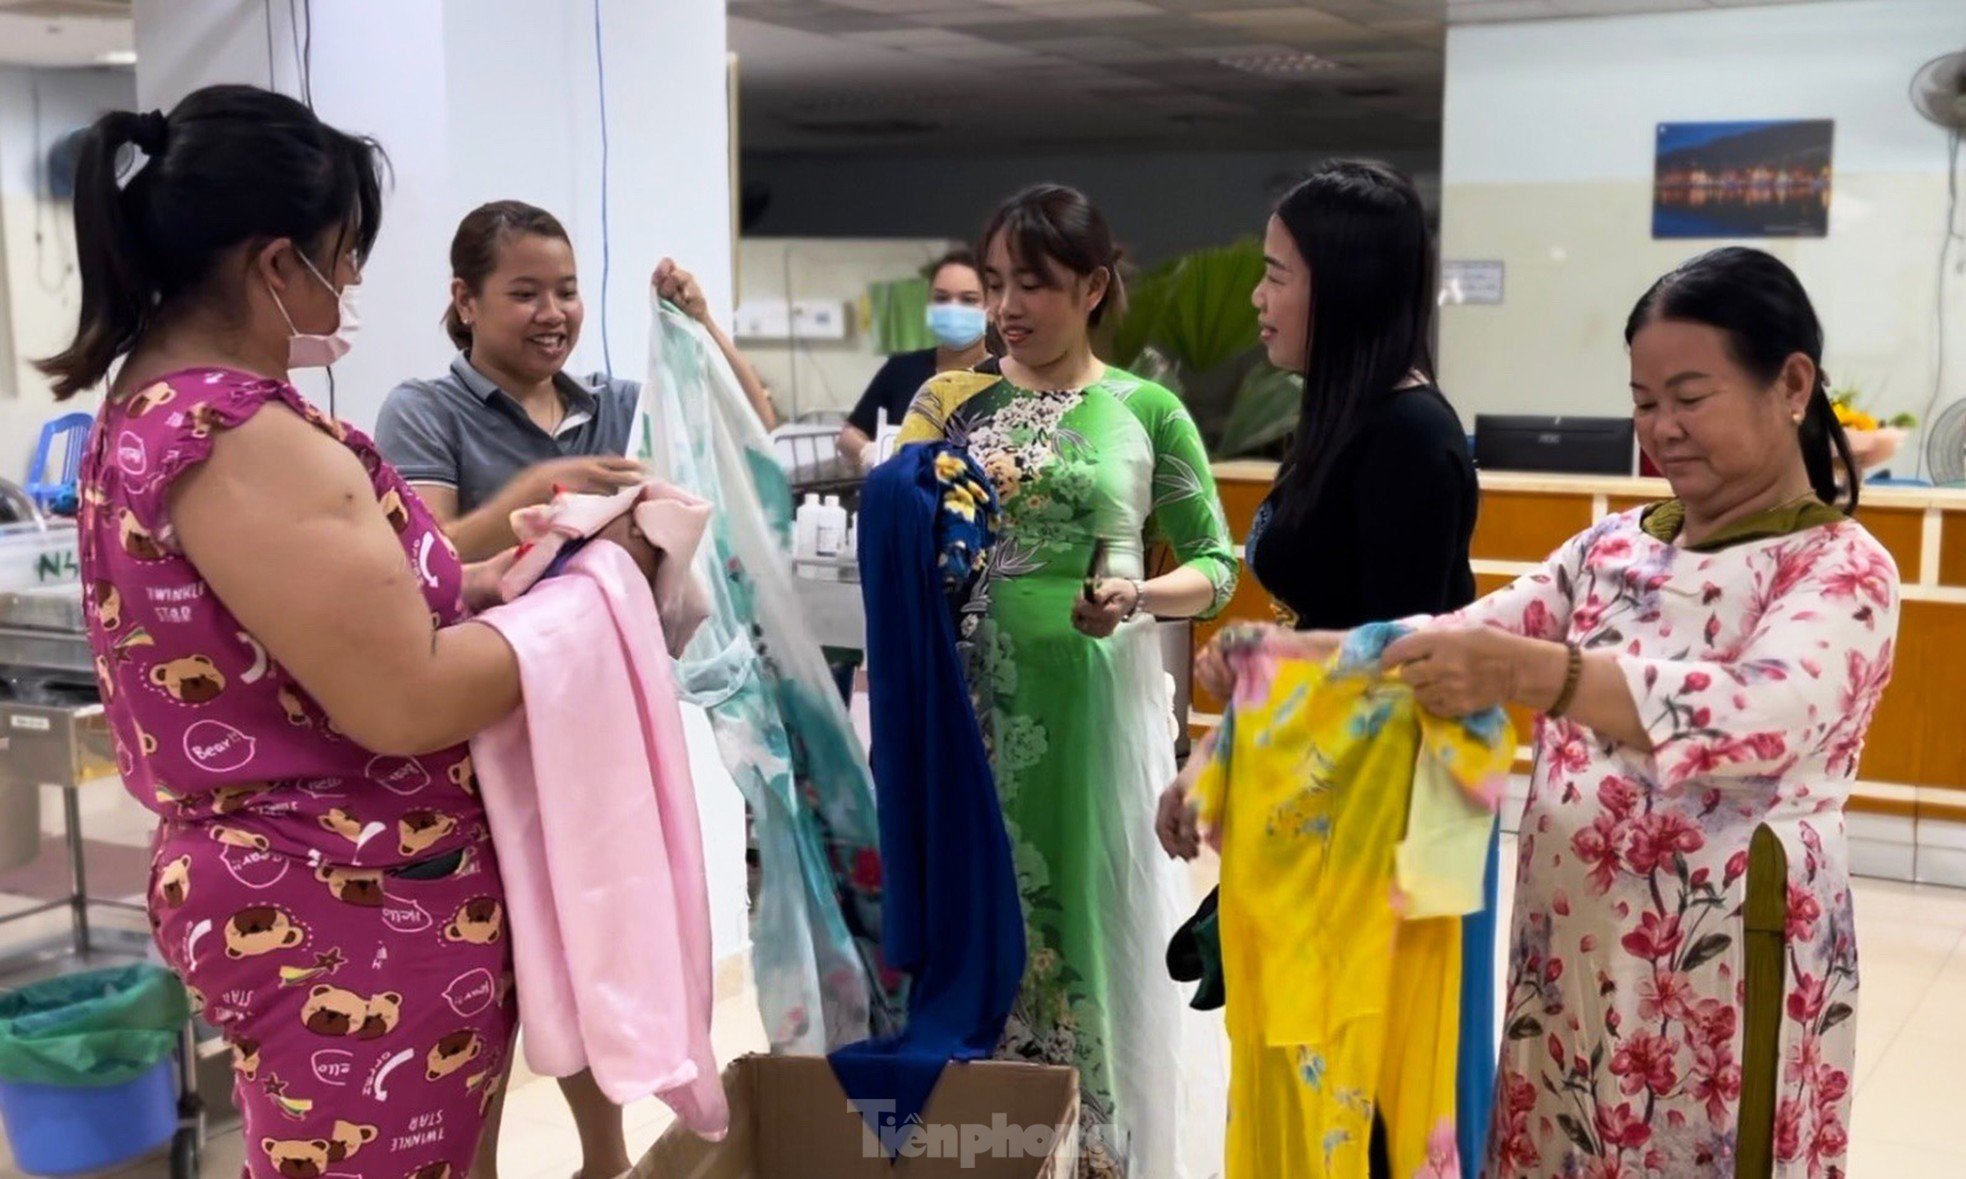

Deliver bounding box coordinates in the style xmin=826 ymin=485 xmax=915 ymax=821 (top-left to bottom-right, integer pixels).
xmin=592 ymin=0 xmax=614 ymax=380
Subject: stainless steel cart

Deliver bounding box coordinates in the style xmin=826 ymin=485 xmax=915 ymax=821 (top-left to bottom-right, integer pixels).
xmin=0 ymin=499 xmax=207 ymax=1177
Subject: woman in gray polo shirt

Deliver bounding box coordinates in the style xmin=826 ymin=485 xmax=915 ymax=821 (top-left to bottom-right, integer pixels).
xmin=374 ymin=199 xmax=774 ymax=1176
xmin=377 ymin=199 xmax=775 ymax=563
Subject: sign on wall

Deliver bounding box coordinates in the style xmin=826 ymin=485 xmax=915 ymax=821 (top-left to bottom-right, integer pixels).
xmin=1440 ymin=260 xmax=1506 ymax=306
xmin=1652 ymin=120 xmax=1835 ymax=239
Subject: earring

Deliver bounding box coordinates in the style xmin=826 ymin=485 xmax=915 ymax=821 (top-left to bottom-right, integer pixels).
xmin=1792 ymin=411 xmax=1805 ymax=424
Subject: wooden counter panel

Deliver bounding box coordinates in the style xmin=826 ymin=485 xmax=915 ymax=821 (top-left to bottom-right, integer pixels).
xmin=1858 ymin=599 xmax=1966 ymax=790
xmin=1859 ymin=507 xmax=1925 ymax=585
xmin=1848 ymin=795 xmax=1917 ymax=820
xmin=1216 ymin=475 xmax=1271 ymax=541
xmin=1472 ymin=492 xmax=1595 ymax=563
xmin=1605 ymin=496 xmax=1653 ymax=519
xmin=1942 ymin=511 xmax=1966 ymax=588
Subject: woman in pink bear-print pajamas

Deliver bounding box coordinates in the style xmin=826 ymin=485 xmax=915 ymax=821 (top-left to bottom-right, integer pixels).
xmin=51 ymin=86 xmax=661 ymax=1178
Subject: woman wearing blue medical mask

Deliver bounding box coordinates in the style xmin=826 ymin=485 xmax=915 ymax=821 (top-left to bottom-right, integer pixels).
xmin=836 ymin=248 xmax=988 ymax=470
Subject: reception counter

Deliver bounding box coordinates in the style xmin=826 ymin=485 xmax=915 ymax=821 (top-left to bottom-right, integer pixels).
xmin=1203 ymin=462 xmax=1966 ymax=885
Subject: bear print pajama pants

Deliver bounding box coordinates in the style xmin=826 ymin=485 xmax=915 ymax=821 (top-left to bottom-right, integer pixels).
xmin=149 ymin=821 xmax=518 ymax=1179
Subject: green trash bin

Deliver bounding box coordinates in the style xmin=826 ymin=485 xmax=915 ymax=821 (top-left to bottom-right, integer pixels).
xmin=0 ymin=964 xmax=192 ymax=1175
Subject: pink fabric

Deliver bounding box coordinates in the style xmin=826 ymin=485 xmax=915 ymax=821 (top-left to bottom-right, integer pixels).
xmin=470 ymin=543 xmax=728 ymax=1137
xmin=499 ymin=481 xmax=712 ymax=656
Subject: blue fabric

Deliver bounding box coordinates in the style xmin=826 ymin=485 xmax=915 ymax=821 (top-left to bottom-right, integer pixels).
xmin=1342 ymin=622 xmax=1511 ymax=750
xmin=829 ymin=444 xmax=1024 ymax=1152
xmin=1459 ymin=824 xmax=1500 ymax=1170
xmin=1336 ymin=619 xmax=1406 ymax=669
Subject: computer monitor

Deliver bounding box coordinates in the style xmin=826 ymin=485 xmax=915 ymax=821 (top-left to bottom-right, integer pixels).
xmin=1474 ymin=415 xmax=1636 ymax=476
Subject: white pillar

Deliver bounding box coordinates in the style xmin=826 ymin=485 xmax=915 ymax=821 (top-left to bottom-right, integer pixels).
xmin=132 ymin=0 xmax=734 ymax=434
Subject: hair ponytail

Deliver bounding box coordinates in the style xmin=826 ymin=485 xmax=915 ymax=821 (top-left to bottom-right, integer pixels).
xmin=37 ymin=111 xmax=161 ymax=399
xmin=1798 ymin=369 xmax=1860 ymax=514
xmin=37 ymin=85 xmax=386 ymax=400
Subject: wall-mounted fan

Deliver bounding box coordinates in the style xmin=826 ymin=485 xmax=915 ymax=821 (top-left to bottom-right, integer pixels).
xmin=1925 ymin=399 xmax=1966 ymax=485
xmin=1910 ymin=50 xmax=1966 ymax=479
xmin=1912 ymin=50 xmax=1966 ymax=131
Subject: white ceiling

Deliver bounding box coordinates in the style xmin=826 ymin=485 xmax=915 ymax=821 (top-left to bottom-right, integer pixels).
xmin=0 ymin=0 xmax=131 ymax=68
xmin=731 ymin=0 xmax=1828 ymax=155
xmin=0 ymin=0 xmax=1829 ymax=157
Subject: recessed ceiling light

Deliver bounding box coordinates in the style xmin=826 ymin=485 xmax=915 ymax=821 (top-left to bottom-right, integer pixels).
xmin=1213 ymin=49 xmax=1340 ymax=79
xmin=97 ymin=50 xmax=137 ymax=66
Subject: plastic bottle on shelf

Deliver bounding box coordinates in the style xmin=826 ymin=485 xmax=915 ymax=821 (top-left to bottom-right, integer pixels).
xmin=815 ymin=495 xmax=848 ymax=561
xmin=793 ymin=494 xmax=822 ymax=561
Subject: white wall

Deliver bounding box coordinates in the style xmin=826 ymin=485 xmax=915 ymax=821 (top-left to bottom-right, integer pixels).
xmin=1439 ymin=0 xmax=1966 ymax=466
xmin=737 ymin=236 xmax=957 ymax=421
xmin=134 ymin=0 xmax=736 ymax=437
xmin=442 ymin=0 xmax=736 ymax=411
xmin=0 ymin=65 xmax=133 ymax=480
xmin=744 ymin=146 xmax=1441 ymax=268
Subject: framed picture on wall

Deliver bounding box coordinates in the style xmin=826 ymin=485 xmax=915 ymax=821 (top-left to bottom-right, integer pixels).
xmin=1652 ymin=120 xmax=1834 ymax=239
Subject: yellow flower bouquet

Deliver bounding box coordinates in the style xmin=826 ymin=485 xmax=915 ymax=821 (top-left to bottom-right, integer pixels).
xmin=1830 ymin=387 xmax=1915 ymax=471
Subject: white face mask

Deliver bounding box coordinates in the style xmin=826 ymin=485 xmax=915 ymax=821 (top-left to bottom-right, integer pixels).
xmin=268 ymin=249 xmax=361 ymax=369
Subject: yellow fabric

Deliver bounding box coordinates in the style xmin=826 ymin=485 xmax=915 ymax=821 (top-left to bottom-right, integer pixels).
xmin=1398 ymin=751 xmax=1497 ymax=919
xmin=1192 ymin=658 xmax=1513 ymax=1179
xmin=894 ymin=371 xmax=998 ymax=446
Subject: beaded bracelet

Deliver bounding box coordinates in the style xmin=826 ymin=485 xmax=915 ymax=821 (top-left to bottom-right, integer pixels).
xmin=1549 ymin=642 xmax=1584 ymax=717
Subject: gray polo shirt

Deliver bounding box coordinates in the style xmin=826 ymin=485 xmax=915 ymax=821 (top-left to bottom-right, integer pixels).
xmin=374 ymin=353 xmax=641 ymax=513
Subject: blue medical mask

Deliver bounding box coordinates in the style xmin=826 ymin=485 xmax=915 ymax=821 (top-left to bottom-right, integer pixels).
xmin=926 ymin=302 xmax=987 ymax=349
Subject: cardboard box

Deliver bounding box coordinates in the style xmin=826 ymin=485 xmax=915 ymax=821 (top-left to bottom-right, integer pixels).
xmin=636 ymin=1055 xmax=1080 ymax=1178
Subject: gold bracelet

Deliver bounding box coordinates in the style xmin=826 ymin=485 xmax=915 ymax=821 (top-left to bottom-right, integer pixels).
xmin=1549 ymin=642 xmax=1584 ymax=717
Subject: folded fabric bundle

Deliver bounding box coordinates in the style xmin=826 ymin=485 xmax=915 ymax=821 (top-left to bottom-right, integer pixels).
xmin=1189 ymin=623 xmax=1509 ymax=1178
xmin=471 ymin=540 xmax=728 ymax=1139
xmin=1171 ymin=622 xmax=1506 ymax=1166
xmin=498 ymin=480 xmax=713 ymax=656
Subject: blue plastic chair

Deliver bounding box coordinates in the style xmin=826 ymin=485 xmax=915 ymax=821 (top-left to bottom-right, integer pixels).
xmin=26 ymin=412 xmax=93 ymax=515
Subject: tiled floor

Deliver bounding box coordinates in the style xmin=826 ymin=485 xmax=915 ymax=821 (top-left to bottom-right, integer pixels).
xmin=5 ymin=834 xmax=1966 ymax=1176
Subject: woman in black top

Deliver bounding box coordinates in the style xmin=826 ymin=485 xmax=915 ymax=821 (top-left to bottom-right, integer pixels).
xmin=834 ymin=248 xmax=988 ymax=470
xmin=1156 ymin=159 xmax=1494 ymax=1173
xmin=1163 ymin=158 xmax=1478 ymax=806
xmin=1243 ymin=161 xmax=1475 ymax=629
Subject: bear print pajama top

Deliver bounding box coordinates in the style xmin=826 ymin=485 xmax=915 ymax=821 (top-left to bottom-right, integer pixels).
xmin=79 ymin=368 xmax=518 ymax=1179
